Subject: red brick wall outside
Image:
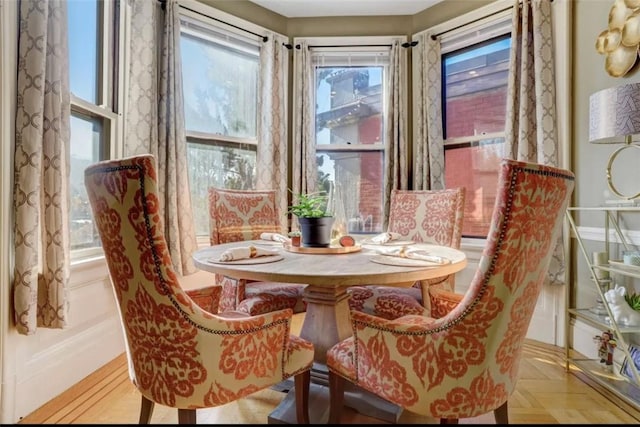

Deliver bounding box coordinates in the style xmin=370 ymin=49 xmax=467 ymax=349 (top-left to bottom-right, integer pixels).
xmin=357 ymin=115 xmax=383 ymax=232
xmin=444 ymin=86 xmax=507 ymax=237
xmin=445 ymin=88 xmax=506 ymax=138
xmin=351 ymin=87 xmax=505 ymax=236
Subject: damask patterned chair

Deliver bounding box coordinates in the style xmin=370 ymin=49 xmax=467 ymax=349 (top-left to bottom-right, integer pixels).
xmin=208 ymin=188 xmax=307 ymax=315
xmin=327 ymin=159 xmax=574 ymax=424
xmin=348 ymin=188 xmax=465 ymax=320
xmin=85 ymin=155 xmax=314 ymax=424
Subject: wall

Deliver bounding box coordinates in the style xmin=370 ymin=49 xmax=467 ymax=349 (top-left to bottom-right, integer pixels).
xmin=573 ymin=0 xmax=640 ymax=207
xmin=570 ymin=0 xmax=640 ymax=359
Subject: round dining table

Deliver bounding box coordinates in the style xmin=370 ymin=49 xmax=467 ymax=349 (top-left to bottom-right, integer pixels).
xmin=192 ymin=239 xmax=467 ymax=423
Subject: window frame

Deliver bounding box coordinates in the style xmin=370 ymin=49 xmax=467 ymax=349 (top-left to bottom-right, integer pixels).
xmin=178 ymin=2 xmax=271 ymax=239
xmin=301 ymin=36 xmax=398 ymax=158
xmin=294 ymin=35 xmax=404 ymax=234
xmin=409 ymin=5 xmax=515 ymax=242
xmin=69 ymin=0 xmax=124 ymax=261
xmin=179 ymin=10 xmax=262 ymax=148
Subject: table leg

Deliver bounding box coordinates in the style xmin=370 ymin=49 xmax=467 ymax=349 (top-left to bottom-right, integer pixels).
xmin=298 ymin=284 xmax=351 ymax=365
xmin=268 ymin=284 xmax=402 ymax=424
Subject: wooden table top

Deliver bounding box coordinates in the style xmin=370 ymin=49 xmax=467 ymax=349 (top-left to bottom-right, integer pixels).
xmin=192 ymin=240 xmax=467 ymax=288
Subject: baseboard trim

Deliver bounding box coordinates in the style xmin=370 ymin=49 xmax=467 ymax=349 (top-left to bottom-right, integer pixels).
xmin=13 ymin=317 xmax=125 ymax=423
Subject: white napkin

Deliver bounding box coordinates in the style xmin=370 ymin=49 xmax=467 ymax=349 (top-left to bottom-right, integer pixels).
xmin=370 ymin=231 xmax=402 ymax=244
xmin=377 ymin=246 xmax=450 ymax=264
xmin=219 ymin=245 xmax=280 ymax=261
xmin=260 ymin=232 xmax=291 ymax=243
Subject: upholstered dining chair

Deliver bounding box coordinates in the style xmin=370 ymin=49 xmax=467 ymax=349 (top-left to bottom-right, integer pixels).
xmin=208 ymin=188 xmax=307 ymax=315
xmin=327 ymin=159 xmax=574 ymax=424
xmin=348 ymin=187 xmax=465 ymax=320
xmin=85 ymin=155 xmax=314 ymax=424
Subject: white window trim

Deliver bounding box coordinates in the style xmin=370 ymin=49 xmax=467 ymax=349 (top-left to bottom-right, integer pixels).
xmin=296 ymin=34 xmax=405 ymax=154
xmin=70 ymin=0 xmax=126 ymax=262
xmin=178 ymin=0 xmax=280 ymax=43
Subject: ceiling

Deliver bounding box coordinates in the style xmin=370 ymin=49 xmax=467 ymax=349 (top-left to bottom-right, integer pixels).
xmin=248 ymin=0 xmax=445 ymax=18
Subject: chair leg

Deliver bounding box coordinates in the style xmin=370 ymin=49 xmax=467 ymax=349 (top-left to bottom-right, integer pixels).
xmin=294 ymin=370 xmax=311 ymax=424
xmin=178 ymin=408 xmax=197 ymax=424
xmin=494 ymin=400 xmax=509 ymax=424
xmin=138 ymin=395 xmax=154 ymax=424
xmin=328 ymin=371 xmax=345 ymax=424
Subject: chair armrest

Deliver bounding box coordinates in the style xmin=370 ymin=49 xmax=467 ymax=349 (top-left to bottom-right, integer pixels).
xmin=428 ymin=287 xmax=463 ymax=319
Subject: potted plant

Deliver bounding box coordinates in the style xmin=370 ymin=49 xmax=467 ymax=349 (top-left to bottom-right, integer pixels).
xmin=288 ymin=191 xmax=334 ymax=248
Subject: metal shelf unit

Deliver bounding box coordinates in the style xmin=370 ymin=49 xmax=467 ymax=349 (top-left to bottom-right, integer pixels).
xmin=565 ymin=206 xmax=640 ymax=411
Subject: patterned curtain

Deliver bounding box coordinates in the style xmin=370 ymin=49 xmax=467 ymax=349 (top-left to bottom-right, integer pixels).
xmin=505 ymin=0 xmax=564 ymax=285
xmin=413 ymin=33 xmax=445 ymax=191
xmin=13 ymin=0 xmax=70 ymax=335
xmin=256 ymin=32 xmax=289 ymax=227
xmin=291 ymin=41 xmax=317 ymax=231
xmin=126 ymin=0 xmax=197 ymax=275
xmin=382 ymin=39 xmax=409 ymax=229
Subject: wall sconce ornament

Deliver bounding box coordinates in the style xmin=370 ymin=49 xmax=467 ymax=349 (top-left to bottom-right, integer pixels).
xmin=589 ymin=82 xmax=640 ymax=199
xmin=595 ymin=0 xmax=640 ymax=77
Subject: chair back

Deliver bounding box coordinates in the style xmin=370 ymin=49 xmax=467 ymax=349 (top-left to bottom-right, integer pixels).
xmin=388 ymin=188 xmax=465 ymax=247
xmin=84 ymin=155 xmax=304 ymax=410
xmin=341 ymin=159 xmax=574 ymax=419
xmin=208 ymin=188 xmax=283 ymax=245
xmin=425 ymin=160 xmax=574 ymax=415
xmin=390 ymin=187 xmax=465 ymax=291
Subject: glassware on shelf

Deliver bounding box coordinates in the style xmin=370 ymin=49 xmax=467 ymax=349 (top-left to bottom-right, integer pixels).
xmin=590 ymin=251 xmax=611 ymax=316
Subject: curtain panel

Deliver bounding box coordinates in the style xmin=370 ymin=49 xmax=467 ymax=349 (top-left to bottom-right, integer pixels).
xmin=256 ymin=32 xmax=289 ymax=227
xmin=126 ymin=0 xmax=197 ymax=275
xmin=13 ymin=0 xmax=71 ymax=334
xmin=291 ymin=41 xmax=317 ymax=232
xmin=505 ymin=0 xmax=565 ymax=285
xmin=382 ymin=39 xmax=409 ymax=229
xmin=413 ymin=33 xmax=445 ymax=191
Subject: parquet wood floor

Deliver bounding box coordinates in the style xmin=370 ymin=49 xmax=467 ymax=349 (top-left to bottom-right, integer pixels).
xmin=18 ymin=313 xmax=640 ymax=424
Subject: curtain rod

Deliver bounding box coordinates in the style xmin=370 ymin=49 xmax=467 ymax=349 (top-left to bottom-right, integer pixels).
xmin=174 ymin=3 xmax=269 ymax=42
xmin=430 ymin=0 xmax=554 ymax=40
xmin=289 ymin=41 xmax=418 ymax=50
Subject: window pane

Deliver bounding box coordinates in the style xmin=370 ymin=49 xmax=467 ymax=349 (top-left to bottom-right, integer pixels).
xmin=68 ymin=0 xmax=99 ymax=103
xmin=317 ymin=152 xmax=384 ymax=235
xmin=444 ymin=138 xmax=504 ymax=238
xmin=443 ymin=35 xmax=510 ymax=238
xmin=181 ymin=33 xmax=258 ymax=138
xmin=315 ymin=64 xmax=385 ymax=237
xmin=69 ymin=113 xmax=103 ymax=250
xmin=316 ymin=67 xmax=383 ymax=145
xmin=187 ymin=141 xmax=256 ymax=236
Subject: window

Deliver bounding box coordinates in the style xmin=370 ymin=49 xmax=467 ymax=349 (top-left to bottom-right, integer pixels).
xmin=310 ymin=43 xmax=393 ymax=235
xmin=441 ymin=14 xmax=512 ymax=238
xmin=180 ymin=14 xmax=260 ymax=237
xmin=68 ymin=0 xmax=121 ymax=256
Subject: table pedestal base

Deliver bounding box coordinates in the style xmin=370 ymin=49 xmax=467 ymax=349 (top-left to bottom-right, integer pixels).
xmin=268 ymin=363 xmax=402 ymax=424
xmin=268 ymin=285 xmax=402 ymax=423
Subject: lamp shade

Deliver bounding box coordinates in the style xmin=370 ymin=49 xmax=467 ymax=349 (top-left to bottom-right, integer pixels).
xmin=589 ymin=82 xmax=640 ymax=144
